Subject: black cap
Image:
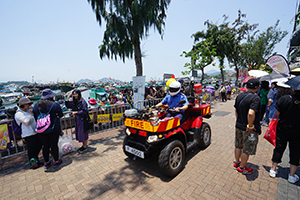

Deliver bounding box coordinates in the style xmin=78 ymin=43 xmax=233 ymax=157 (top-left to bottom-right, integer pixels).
xmin=246 ymin=78 xmax=260 ymax=89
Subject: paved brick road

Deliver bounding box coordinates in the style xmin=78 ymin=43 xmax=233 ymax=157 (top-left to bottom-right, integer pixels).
xmin=0 ymin=98 xmax=298 ymax=199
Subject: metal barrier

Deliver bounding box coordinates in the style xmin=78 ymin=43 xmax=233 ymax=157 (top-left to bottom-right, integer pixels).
xmin=0 ymin=103 xmax=131 ymax=160
xmin=134 ymin=98 xmax=163 ymax=109
xmin=0 ymin=120 xmax=27 ymax=160
xmin=60 ymin=103 xmax=131 ymax=139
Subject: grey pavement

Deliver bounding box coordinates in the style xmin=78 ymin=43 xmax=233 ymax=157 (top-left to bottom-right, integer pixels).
xmin=277 ymin=148 xmax=300 ymax=200
xmin=0 ymin=97 xmax=299 ymax=199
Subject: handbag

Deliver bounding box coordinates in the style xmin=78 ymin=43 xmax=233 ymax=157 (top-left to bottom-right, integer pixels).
xmin=264 ymin=117 xmax=278 ymax=146
xmin=83 ymin=112 xmax=93 ymax=132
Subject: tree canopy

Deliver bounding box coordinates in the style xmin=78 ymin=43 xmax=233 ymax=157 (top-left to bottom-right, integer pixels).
xmin=87 ymin=0 xmax=171 ymax=76
xmin=242 ymin=20 xmax=288 ymax=72
xmin=187 ymin=10 xmax=287 ymax=83
xmin=181 ymin=37 xmax=216 ymax=84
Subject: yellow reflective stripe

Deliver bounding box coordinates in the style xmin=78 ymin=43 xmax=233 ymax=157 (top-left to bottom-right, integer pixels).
xmin=166 ymin=119 xmax=174 ymax=130
xmin=207 ymin=106 xmax=211 ymax=114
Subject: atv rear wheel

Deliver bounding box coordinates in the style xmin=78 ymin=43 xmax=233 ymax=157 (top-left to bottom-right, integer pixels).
xmin=123 ymin=136 xmax=134 ymax=159
xmin=198 ymin=122 xmax=211 ymax=149
xmin=158 ymin=140 xmax=185 ymax=177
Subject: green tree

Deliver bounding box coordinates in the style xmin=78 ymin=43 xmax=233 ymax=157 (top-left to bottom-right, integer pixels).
xmin=193 ymin=19 xmax=233 ymax=82
xmin=181 ymin=38 xmax=216 ymax=84
xmin=87 ymin=0 xmax=171 ymax=76
xmin=226 ymin=10 xmax=258 ymax=84
xmin=242 ymin=20 xmax=288 ymax=72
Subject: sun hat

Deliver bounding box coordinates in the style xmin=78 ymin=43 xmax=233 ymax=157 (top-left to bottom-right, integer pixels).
xmin=88 ymin=98 xmax=97 ymax=105
xmin=41 ymin=88 xmax=56 ymax=99
xmin=18 ymin=97 xmax=33 ymax=106
xmin=246 ymin=78 xmax=260 ymax=89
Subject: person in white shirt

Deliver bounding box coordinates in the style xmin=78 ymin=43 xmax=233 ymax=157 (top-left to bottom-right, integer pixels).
xmin=15 ymin=97 xmax=42 ymax=169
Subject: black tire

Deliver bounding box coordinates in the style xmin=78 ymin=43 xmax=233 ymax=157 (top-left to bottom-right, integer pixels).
xmin=198 ymin=122 xmax=211 ymax=149
xmin=123 ymin=136 xmax=134 ymax=159
xmin=158 ymin=140 xmax=185 ymax=177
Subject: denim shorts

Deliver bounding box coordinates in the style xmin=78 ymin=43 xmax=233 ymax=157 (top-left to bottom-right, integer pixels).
xmin=235 ymin=128 xmax=259 ymax=155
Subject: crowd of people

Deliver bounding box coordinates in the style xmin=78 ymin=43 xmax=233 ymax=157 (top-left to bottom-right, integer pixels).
xmin=15 ymin=89 xmax=63 ymax=169
xmin=10 ymin=76 xmax=300 ymax=184
xmin=233 ymin=78 xmax=300 ymax=184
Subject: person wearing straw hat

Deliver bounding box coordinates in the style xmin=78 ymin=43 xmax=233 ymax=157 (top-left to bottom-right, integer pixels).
xmin=269 ymin=81 xmax=300 ymax=183
xmin=33 ymin=89 xmax=63 ymax=169
xmin=15 ymin=97 xmax=43 ymax=169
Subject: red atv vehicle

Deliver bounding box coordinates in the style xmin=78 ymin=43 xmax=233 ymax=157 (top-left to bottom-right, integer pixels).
xmin=123 ymin=81 xmax=212 ymax=177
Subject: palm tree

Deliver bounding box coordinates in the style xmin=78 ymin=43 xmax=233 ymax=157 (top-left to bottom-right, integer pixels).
xmin=87 ymin=0 xmax=171 ymax=76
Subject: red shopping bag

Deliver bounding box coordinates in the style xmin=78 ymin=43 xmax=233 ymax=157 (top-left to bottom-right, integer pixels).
xmin=264 ymin=117 xmax=278 ymax=146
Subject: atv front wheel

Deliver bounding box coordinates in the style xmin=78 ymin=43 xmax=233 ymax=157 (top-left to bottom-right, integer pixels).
xmin=198 ymin=122 xmax=211 ymax=149
xmin=158 ymin=140 xmax=185 ymax=177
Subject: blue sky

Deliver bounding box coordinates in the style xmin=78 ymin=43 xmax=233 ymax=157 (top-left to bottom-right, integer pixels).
xmin=0 ymin=0 xmax=297 ymax=83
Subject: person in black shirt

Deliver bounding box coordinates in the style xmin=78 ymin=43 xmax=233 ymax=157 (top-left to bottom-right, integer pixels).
xmin=215 ymin=81 xmax=220 ymax=90
xmin=233 ymin=78 xmax=261 ymax=175
xmin=269 ymin=86 xmax=300 ymax=183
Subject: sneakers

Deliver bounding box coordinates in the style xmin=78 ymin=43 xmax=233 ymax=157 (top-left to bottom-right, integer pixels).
xmin=77 ymin=146 xmax=87 ymax=153
xmin=233 ymin=162 xmax=240 ymax=170
xmin=269 ymin=169 xmax=278 ymax=178
xmin=288 ymin=174 xmax=299 ymax=184
xmin=30 ymin=158 xmax=38 ymax=169
xmin=44 ymin=160 xmax=53 ymax=169
xmin=237 ymin=166 xmax=253 ymax=175
xmin=53 ymin=159 xmax=63 ymax=168
xmin=262 ymin=123 xmax=269 ymax=127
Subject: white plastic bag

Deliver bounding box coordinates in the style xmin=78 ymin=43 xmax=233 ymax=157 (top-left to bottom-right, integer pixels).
xmin=58 ymin=134 xmax=75 ymax=156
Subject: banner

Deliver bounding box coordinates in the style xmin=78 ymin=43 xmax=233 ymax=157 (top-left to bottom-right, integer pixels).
xmin=202 ymin=93 xmax=210 ymax=101
xmin=238 ymin=69 xmax=242 ymax=78
xmin=89 ymin=114 xmax=110 ymax=123
xmin=133 ymin=76 xmax=146 ymax=109
xmin=243 ymin=68 xmax=248 ymax=78
xmin=266 ymin=54 xmax=290 ymax=75
xmin=0 ymin=123 xmax=10 ymax=150
xmin=112 ymin=113 xmax=123 ymax=121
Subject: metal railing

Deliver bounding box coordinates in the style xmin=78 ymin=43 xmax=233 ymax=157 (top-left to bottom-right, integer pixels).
xmin=134 ymin=98 xmax=163 ymax=110
xmin=0 ymin=103 xmax=131 ymax=160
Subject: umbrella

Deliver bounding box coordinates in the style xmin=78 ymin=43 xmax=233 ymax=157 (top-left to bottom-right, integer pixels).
xmin=268 ymin=77 xmax=288 ymax=87
xmin=291 ymin=67 xmax=300 ymax=72
xmin=248 ymin=70 xmax=269 ymax=78
xmin=259 ymin=73 xmax=289 ymax=81
xmin=290 ymin=67 xmax=300 ymax=76
xmin=285 ymin=75 xmax=300 ymax=90
xmin=205 ymin=88 xmax=214 ymax=94
xmin=242 ymin=77 xmax=255 ymax=83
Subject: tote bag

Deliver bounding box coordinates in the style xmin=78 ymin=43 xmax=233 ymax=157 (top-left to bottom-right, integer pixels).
xmin=264 ymin=117 xmax=278 ymax=146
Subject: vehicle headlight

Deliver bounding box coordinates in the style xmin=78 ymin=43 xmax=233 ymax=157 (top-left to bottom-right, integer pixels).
xmin=126 ymin=128 xmax=131 ymax=136
xmin=147 ymin=135 xmax=158 ymax=143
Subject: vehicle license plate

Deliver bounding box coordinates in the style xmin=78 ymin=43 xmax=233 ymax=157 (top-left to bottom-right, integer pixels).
xmin=125 ymin=145 xmax=145 ymax=159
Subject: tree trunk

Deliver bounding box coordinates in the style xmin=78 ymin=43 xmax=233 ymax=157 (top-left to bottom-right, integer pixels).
xmin=220 ymin=59 xmax=225 ymax=82
xmin=134 ymin=31 xmax=143 ymax=76
xmin=235 ymin=64 xmax=239 ymax=86
xmin=201 ymin=68 xmax=204 ymax=84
